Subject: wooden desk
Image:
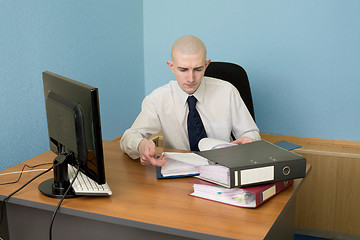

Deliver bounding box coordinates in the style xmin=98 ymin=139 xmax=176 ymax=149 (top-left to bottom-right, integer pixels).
xmin=0 ymin=141 xmax=310 ymax=240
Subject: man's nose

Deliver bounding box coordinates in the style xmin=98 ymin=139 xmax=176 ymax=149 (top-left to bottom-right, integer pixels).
xmin=188 ymin=70 xmax=195 ymax=81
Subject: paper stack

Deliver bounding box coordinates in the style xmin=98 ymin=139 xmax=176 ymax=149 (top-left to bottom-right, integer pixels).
xmin=190 ymin=178 xmax=294 ymax=208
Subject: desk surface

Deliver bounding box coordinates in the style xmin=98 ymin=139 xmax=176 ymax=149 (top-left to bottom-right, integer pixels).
xmin=0 ymin=141 xmax=310 ymax=240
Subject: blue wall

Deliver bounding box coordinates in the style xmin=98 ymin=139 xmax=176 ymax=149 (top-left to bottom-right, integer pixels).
xmin=144 ymin=0 xmax=360 ymax=141
xmin=0 ymin=1 xmax=144 ymax=171
xmin=1 ymin=1 xmax=360 ymax=172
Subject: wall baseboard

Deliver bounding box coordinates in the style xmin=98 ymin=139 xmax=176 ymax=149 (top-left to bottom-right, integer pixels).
xmin=295 ymin=228 xmax=360 ymax=240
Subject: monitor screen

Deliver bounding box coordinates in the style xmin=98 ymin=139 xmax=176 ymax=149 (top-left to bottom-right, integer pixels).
xmin=39 ymin=71 xmax=105 ymax=198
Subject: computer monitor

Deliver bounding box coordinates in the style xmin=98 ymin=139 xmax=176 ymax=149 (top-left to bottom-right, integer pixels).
xmin=39 ymin=71 xmax=105 ymax=198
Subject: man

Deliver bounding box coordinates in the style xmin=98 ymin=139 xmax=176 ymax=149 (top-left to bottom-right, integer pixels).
xmin=120 ymin=35 xmax=260 ymax=166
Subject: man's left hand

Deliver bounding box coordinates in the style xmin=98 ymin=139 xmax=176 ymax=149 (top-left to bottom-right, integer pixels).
xmin=231 ymin=136 xmax=254 ymax=145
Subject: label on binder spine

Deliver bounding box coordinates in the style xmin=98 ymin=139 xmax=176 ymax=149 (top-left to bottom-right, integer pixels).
xmin=240 ymin=166 xmax=274 ymax=185
xmin=262 ymin=185 xmax=276 ymax=202
xmin=234 ymin=170 xmax=238 ymax=186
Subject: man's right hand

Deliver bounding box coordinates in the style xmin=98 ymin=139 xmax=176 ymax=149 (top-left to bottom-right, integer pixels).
xmin=137 ymin=139 xmax=168 ymax=166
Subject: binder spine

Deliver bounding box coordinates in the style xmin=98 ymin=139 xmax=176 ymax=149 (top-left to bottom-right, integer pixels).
xmin=231 ymin=165 xmax=275 ymax=188
xmin=229 ymin=161 xmax=305 ymax=188
xmin=274 ymin=159 xmax=306 ymax=181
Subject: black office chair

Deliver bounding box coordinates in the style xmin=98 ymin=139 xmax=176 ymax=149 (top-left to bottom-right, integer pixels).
xmin=204 ymin=61 xmax=255 ymax=122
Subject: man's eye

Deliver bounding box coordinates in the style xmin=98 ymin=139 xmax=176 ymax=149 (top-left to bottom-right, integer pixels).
xmin=179 ymin=69 xmax=187 ymax=72
xmin=195 ymin=68 xmax=203 ymax=72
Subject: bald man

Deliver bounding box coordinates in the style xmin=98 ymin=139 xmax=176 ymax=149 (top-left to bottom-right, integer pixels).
xmin=120 ymin=35 xmax=260 ymax=166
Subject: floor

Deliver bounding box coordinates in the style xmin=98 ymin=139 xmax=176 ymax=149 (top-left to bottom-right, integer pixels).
xmin=294 ymin=234 xmax=332 ymax=240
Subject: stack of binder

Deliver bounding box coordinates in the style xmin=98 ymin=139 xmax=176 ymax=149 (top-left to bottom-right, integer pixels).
xmin=189 ymin=138 xmax=306 ymax=208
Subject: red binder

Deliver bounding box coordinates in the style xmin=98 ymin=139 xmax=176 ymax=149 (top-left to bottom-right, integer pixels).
xmin=190 ymin=179 xmax=294 ymax=208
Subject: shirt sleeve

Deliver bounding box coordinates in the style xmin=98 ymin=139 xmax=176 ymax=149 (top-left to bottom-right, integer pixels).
xmin=230 ymin=87 xmax=261 ymax=141
xmin=120 ymin=95 xmax=162 ymax=159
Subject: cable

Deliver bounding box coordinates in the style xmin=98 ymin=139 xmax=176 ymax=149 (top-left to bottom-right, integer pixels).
xmin=0 ymin=161 xmax=79 ymax=240
xmin=0 ymin=166 xmax=53 ymax=225
xmin=0 ymin=163 xmax=53 ymax=186
xmin=0 ymin=169 xmax=52 ymax=177
xmin=2 ymin=165 xmax=53 ymax=203
xmin=49 ymin=165 xmax=80 ymax=240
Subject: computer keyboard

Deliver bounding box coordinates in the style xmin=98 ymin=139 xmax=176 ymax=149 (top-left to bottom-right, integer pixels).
xmin=68 ymin=165 xmax=112 ymax=196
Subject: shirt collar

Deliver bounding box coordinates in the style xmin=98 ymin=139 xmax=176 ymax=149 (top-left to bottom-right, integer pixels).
xmin=176 ymin=77 xmax=206 ymax=107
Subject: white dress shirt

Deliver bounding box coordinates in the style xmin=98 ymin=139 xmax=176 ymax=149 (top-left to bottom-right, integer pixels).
xmin=120 ymin=77 xmax=260 ymax=159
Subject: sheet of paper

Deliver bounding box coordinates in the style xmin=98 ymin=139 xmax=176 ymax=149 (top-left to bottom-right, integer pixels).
xmin=162 ymin=152 xmax=209 ymax=166
xmin=198 ymin=138 xmax=236 ymax=151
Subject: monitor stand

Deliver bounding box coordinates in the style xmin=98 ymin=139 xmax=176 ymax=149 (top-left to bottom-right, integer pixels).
xmin=38 ymin=154 xmax=78 ymax=198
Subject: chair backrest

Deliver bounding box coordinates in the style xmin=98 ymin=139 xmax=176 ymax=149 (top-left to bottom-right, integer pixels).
xmin=204 ymin=61 xmax=255 ymax=121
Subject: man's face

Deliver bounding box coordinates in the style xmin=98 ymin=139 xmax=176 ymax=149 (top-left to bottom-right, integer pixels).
xmin=167 ymin=51 xmax=210 ymax=95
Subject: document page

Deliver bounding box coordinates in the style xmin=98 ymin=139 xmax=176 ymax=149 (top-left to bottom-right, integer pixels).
xmin=160 ymin=152 xmax=209 ymax=177
xmin=198 ymin=138 xmax=236 ymax=151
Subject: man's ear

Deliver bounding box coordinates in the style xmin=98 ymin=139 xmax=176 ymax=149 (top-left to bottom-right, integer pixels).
xmin=167 ymin=61 xmax=175 ymax=73
xmin=204 ymin=59 xmax=211 ymax=69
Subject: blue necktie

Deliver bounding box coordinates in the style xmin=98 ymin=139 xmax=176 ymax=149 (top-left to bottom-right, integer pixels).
xmin=187 ymin=96 xmax=207 ymax=151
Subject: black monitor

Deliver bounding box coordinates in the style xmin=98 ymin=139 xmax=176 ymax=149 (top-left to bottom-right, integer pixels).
xmin=39 ymin=71 xmax=105 ymax=198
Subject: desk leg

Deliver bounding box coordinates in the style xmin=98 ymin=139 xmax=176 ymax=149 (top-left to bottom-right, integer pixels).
xmin=265 ymin=196 xmax=295 ymax=240
xmin=0 ymin=201 xmax=10 ymax=240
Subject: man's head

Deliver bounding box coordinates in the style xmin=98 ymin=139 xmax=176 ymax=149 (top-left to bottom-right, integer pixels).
xmin=167 ymin=35 xmax=211 ymax=95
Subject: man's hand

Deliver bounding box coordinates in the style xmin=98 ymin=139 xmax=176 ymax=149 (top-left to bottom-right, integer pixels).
xmin=138 ymin=139 xmax=168 ymax=166
xmin=231 ymin=136 xmax=254 ymax=145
